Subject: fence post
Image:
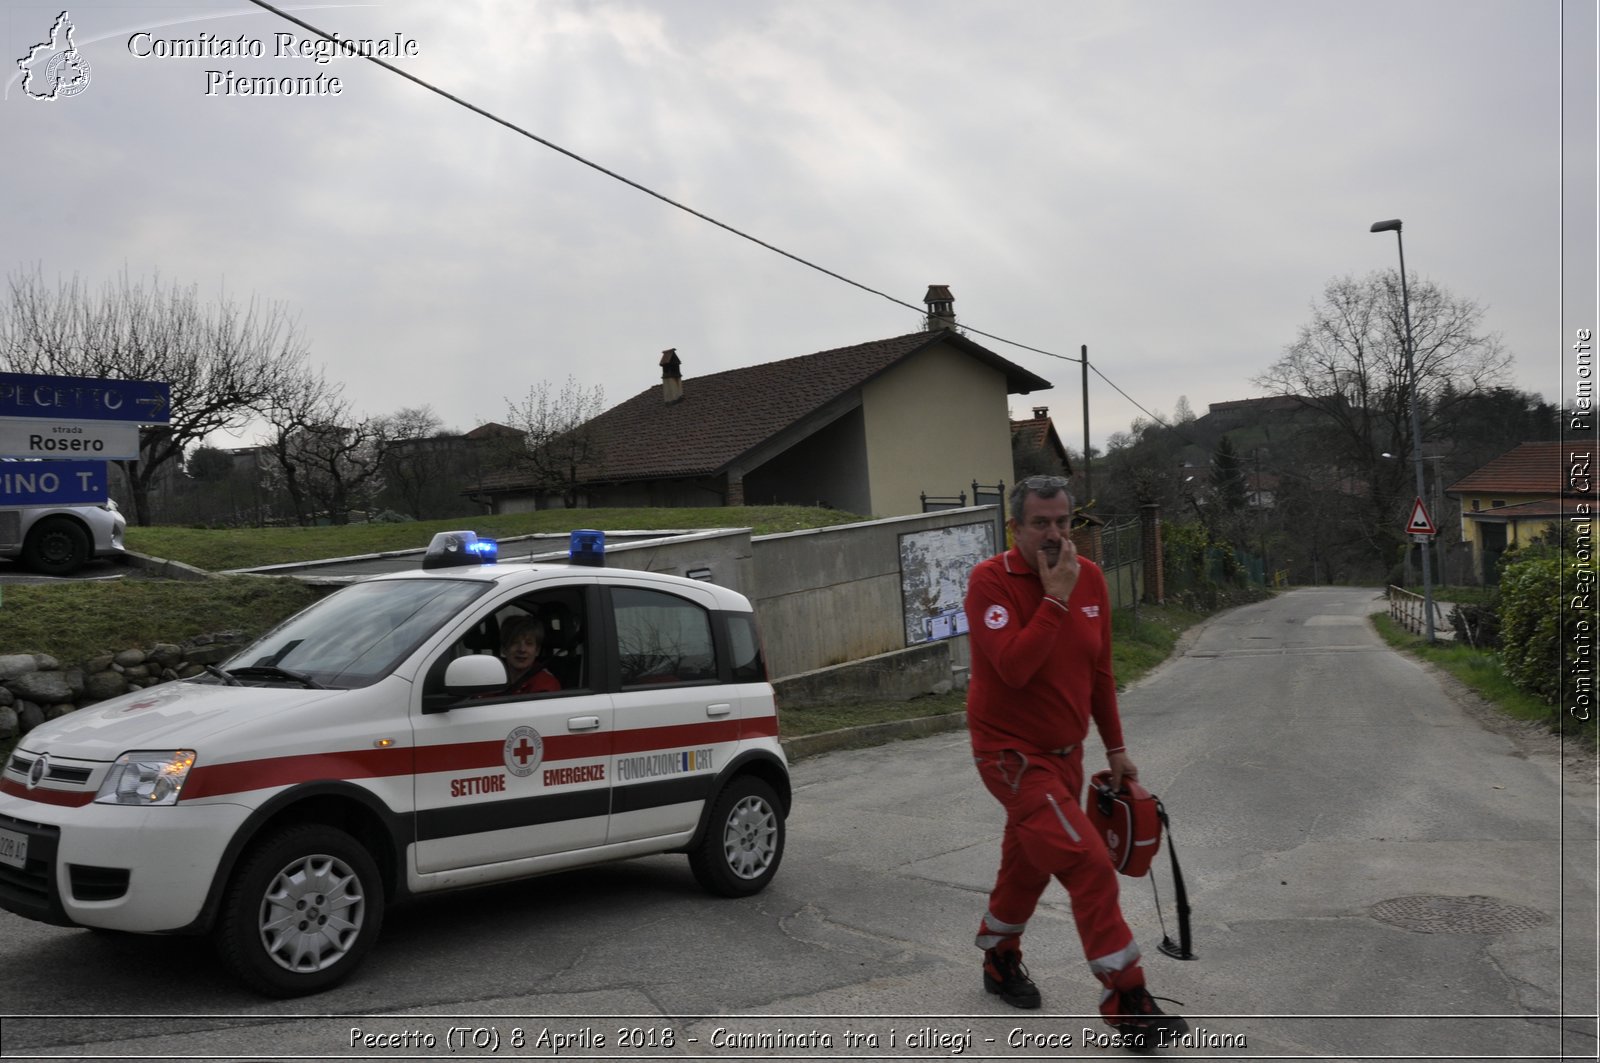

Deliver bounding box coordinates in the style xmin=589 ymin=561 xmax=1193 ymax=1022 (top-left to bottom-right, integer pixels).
xmin=1140 ymin=504 xmax=1164 ymax=605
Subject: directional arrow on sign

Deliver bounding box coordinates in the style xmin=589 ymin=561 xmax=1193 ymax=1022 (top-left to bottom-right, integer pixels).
xmin=1406 ymin=496 xmax=1437 ymax=536
xmin=0 ymin=371 xmax=170 ymax=424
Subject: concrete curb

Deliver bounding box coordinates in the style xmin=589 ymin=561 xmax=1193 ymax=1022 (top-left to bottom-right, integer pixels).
xmin=121 ymin=551 xmax=215 ymax=582
xmin=780 ymin=710 xmax=967 ymax=761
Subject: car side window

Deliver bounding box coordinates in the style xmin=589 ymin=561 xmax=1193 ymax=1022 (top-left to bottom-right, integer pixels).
xmin=612 ymin=588 xmax=717 ymax=687
xmin=426 ymin=587 xmax=589 ymax=702
xmin=726 ymin=613 xmax=766 ymax=683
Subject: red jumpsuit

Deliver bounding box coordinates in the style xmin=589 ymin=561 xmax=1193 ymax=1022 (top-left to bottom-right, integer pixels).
xmin=507 ymin=667 xmax=560 ymax=695
xmin=965 ymin=547 xmax=1147 ymax=1008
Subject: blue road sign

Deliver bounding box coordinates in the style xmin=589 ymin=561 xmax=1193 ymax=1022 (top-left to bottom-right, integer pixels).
xmin=0 ymin=372 xmax=170 ymax=424
xmin=0 ymin=460 xmax=108 ymax=506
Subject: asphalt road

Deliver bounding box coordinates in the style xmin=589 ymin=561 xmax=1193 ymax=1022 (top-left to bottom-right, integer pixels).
xmin=0 ymin=587 xmax=1593 ymax=1061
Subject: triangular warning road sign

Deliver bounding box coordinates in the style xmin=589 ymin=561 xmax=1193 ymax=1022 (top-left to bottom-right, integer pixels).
xmin=1406 ymin=496 xmax=1437 ymax=536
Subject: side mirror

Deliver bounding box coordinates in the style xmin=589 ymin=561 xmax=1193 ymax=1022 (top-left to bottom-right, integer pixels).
xmin=442 ymin=655 xmax=507 ymax=697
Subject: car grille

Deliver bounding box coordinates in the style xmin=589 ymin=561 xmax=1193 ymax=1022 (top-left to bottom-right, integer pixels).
xmin=7 ymin=753 xmax=93 ymax=786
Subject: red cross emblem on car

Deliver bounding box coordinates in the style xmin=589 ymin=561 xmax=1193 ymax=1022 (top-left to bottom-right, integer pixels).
xmin=502 ymin=726 xmax=543 ymax=777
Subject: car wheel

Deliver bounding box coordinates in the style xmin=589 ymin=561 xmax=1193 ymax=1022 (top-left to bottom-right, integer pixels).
xmin=688 ymin=775 xmax=785 ymax=897
xmin=214 ymin=824 xmax=384 ymax=997
xmin=21 ymin=517 xmax=90 ymax=576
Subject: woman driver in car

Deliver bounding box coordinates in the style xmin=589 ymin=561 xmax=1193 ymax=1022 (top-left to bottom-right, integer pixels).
xmin=498 ymin=614 xmax=561 ymax=695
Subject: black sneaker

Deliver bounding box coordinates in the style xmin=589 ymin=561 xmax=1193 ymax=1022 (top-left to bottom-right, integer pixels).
xmin=1107 ymin=986 xmax=1188 ymax=1054
xmin=982 ymin=948 xmax=1041 ymax=1009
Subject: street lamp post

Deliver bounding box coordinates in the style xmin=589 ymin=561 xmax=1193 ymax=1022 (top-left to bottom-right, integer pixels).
xmin=1370 ymin=218 xmax=1435 ymax=641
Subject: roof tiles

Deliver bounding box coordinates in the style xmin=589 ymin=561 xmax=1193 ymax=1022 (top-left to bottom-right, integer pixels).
xmin=479 ymin=329 xmax=1049 ymax=492
xmin=1447 ymin=441 xmax=1575 ymax=497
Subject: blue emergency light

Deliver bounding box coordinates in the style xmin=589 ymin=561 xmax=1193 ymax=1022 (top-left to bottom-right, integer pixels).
xmin=569 ymin=528 xmax=605 ymax=567
xmin=422 ymin=530 xmax=499 ymax=569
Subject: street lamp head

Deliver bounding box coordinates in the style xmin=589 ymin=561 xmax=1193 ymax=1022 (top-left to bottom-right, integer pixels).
xmin=1369 ymin=218 xmax=1403 ymax=233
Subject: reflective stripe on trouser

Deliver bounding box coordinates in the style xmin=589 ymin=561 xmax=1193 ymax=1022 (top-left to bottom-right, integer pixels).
xmin=975 ymin=910 xmax=1028 ymax=950
xmin=973 ymin=748 xmax=1142 ymax=986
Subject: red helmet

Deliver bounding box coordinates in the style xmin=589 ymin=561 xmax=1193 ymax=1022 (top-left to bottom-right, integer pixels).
xmin=1086 ymin=770 xmax=1163 ymax=877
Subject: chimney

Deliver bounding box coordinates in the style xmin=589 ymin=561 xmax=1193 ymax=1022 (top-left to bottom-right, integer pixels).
xmin=1032 ymin=405 xmax=1048 ymax=420
xmin=923 ymin=285 xmax=955 ymax=331
xmin=660 ymin=348 xmax=683 ymax=404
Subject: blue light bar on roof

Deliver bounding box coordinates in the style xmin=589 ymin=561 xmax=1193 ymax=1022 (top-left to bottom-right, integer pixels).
xmin=423 ymin=530 xmax=498 ymax=569
xmin=569 ymin=528 xmax=604 ymax=567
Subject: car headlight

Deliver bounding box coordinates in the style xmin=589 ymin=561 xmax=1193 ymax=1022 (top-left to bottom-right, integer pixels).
xmin=94 ymin=750 xmax=197 ymax=806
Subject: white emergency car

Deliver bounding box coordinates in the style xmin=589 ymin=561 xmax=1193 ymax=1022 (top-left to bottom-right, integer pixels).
xmin=0 ymin=531 xmax=790 ymax=997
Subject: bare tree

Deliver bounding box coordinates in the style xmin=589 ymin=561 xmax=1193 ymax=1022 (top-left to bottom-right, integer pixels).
xmin=295 ymin=410 xmax=389 ymax=525
xmin=0 ymin=267 xmax=314 ymax=525
xmin=258 ymin=376 xmax=388 ymax=526
xmin=257 ymin=368 xmax=333 ymax=525
xmin=1255 ymin=270 xmax=1510 ymax=564
xmin=504 ymin=376 xmax=606 ymax=509
xmin=374 ymin=405 xmax=459 ymax=520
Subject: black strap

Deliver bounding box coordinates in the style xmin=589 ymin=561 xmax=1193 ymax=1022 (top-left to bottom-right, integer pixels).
xmin=1154 ymin=797 xmax=1197 ymax=960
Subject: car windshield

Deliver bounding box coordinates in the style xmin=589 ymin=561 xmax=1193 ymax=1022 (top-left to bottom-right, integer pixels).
xmin=222 ymin=578 xmax=490 ymax=688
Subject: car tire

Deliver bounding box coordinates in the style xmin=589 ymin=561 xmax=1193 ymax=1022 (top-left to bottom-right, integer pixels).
xmin=214 ymin=824 xmax=385 ymax=998
xmin=21 ymin=517 xmax=90 ymax=577
xmin=688 ymin=775 xmax=785 ymax=897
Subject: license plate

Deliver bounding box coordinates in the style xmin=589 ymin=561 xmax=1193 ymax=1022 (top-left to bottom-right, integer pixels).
xmin=0 ymin=827 xmax=28 ymax=869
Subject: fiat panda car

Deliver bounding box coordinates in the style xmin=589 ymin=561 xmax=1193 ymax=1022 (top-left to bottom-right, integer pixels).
xmin=0 ymin=531 xmax=789 ymax=996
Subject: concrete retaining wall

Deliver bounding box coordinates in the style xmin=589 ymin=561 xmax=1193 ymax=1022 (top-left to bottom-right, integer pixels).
xmin=751 ymin=507 xmax=992 ymax=681
xmin=773 ymin=640 xmax=957 ymax=708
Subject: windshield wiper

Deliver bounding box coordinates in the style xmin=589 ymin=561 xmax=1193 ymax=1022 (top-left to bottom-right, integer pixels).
xmin=225 ymin=665 xmax=325 ymax=689
xmin=203 ymin=664 xmax=243 ymax=686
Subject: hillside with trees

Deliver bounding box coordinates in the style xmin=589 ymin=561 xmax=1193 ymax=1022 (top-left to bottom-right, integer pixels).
xmin=1080 ymin=270 xmax=1560 ymax=587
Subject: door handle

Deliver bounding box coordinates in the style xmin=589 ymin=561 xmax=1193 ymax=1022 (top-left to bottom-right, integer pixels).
xmin=567 ymin=716 xmax=601 ymax=731
xmin=706 ymin=703 xmax=732 ymax=717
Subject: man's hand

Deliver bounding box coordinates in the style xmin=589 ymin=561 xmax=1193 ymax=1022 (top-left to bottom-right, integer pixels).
xmin=1108 ymin=750 xmax=1138 ymax=792
xmin=1038 ymin=536 xmax=1080 ymax=602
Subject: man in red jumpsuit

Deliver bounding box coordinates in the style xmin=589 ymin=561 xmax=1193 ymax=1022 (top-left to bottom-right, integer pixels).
xmin=965 ymin=475 xmax=1186 ymax=1052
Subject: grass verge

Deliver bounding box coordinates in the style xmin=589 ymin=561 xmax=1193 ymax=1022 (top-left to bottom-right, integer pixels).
xmin=0 ymin=577 xmax=320 ymax=662
xmin=1370 ymin=611 xmax=1596 ymax=749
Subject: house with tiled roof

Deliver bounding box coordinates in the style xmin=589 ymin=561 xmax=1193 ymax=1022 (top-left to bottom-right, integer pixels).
xmin=472 ymin=287 xmax=1052 ymax=517
xmin=1010 ymin=405 xmax=1072 ymax=480
xmin=1445 ymin=441 xmax=1577 ymax=582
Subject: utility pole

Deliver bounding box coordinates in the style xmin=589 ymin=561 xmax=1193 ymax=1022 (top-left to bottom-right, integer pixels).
xmin=1081 ymin=345 xmax=1091 ymax=507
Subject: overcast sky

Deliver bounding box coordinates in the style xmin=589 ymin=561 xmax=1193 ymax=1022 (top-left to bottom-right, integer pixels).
xmin=4 ymin=1 xmax=1594 ymax=454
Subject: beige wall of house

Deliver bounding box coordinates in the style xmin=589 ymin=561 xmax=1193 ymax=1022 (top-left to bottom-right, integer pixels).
xmin=1453 ymin=488 xmax=1562 ymax=582
xmin=859 ymin=341 xmax=1015 ymax=517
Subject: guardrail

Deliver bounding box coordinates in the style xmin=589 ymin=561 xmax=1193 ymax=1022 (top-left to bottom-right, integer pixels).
xmin=1387 ymin=585 xmax=1446 ymax=638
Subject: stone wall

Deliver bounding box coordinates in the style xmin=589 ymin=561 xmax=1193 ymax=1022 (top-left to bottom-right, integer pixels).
xmin=0 ymin=635 xmax=245 ymax=742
